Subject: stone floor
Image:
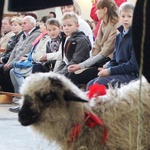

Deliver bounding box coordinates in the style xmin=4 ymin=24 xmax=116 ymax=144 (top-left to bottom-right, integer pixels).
xmin=0 ymin=103 xmax=61 ymax=150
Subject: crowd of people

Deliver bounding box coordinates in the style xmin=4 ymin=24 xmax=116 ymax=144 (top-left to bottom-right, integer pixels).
xmin=0 ymin=0 xmax=139 ymax=112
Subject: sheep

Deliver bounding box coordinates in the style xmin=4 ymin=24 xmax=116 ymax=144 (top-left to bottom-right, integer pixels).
xmin=18 ymin=72 xmax=150 ymax=150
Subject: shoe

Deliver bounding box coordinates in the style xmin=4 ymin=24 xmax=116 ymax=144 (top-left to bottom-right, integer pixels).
xmin=12 ymin=97 xmax=20 ymax=104
xmin=9 ymin=106 xmax=20 ymax=113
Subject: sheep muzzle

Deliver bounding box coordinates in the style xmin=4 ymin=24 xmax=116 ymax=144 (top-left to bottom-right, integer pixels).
xmin=18 ymin=96 xmax=39 ymax=126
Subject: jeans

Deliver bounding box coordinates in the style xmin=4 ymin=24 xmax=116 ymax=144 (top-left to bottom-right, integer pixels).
xmin=10 ymin=68 xmax=24 ymax=93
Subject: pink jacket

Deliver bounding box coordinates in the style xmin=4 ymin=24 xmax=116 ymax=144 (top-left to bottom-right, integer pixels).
xmin=90 ymin=0 xmax=127 ymax=38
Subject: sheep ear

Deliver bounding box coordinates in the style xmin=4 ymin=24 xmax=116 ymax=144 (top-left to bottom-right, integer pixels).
xmin=63 ymin=92 xmax=88 ymax=102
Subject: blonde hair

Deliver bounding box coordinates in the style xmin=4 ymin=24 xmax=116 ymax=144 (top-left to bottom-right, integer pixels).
xmin=10 ymin=17 xmax=23 ymax=25
xmin=97 ymin=0 xmax=119 ymax=24
xmin=61 ymin=0 xmax=81 ymax=16
xmin=119 ymin=2 xmax=135 ymax=13
xmin=62 ymin=12 xmax=78 ymax=24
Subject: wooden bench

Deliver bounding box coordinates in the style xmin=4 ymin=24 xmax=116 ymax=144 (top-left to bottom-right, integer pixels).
xmin=0 ymin=91 xmax=22 ymax=104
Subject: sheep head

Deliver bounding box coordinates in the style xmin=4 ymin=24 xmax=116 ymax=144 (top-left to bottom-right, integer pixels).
xmin=18 ymin=72 xmax=88 ymax=127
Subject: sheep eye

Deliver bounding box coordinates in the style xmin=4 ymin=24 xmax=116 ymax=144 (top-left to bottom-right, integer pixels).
xmin=43 ymin=90 xmax=57 ymax=104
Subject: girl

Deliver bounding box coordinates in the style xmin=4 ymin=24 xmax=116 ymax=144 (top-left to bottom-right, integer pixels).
xmin=67 ymin=0 xmax=120 ymax=89
xmin=87 ymin=2 xmax=139 ymax=90
xmin=10 ymin=16 xmax=61 ymax=94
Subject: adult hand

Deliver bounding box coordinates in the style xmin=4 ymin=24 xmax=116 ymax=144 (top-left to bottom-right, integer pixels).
xmin=68 ymin=64 xmax=80 ymax=72
xmin=3 ymin=63 xmax=11 ymax=70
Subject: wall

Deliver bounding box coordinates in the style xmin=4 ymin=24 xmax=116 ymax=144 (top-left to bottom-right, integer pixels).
xmin=3 ymin=0 xmax=137 ymax=21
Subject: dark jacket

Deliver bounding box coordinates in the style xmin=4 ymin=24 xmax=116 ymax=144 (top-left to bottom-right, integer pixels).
xmin=0 ymin=31 xmax=23 ymax=63
xmin=56 ymin=30 xmax=91 ymax=75
xmin=107 ymin=26 xmax=139 ymax=78
xmin=132 ymin=0 xmax=150 ymax=83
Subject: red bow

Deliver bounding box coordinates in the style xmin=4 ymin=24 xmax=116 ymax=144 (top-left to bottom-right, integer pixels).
xmin=87 ymin=84 xmax=106 ymax=99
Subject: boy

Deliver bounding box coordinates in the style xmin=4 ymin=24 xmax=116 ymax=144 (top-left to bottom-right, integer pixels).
xmin=53 ymin=12 xmax=91 ymax=76
xmin=87 ymin=2 xmax=139 ymax=90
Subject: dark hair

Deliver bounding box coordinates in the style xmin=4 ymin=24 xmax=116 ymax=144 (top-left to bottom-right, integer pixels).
xmin=49 ymin=11 xmax=56 ymax=18
xmin=46 ymin=18 xmax=60 ymax=27
xmin=40 ymin=16 xmax=49 ymax=24
xmin=27 ymin=12 xmax=37 ymax=20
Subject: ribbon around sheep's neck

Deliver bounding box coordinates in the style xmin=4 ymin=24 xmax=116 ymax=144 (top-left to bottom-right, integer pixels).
xmin=67 ymin=112 xmax=107 ymax=143
xmin=67 ymin=84 xmax=107 ymax=143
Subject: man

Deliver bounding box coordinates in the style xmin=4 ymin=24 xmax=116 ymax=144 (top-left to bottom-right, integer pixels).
xmin=0 ymin=17 xmax=15 ymax=50
xmin=0 ymin=15 xmax=40 ymax=92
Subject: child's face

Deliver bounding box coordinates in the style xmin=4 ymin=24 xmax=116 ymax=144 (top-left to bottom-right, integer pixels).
xmin=120 ymin=9 xmax=133 ymax=31
xmin=96 ymin=7 xmax=107 ymax=21
xmin=62 ymin=18 xmax=79 ymax=36
xmin=46 ymin=24 xmax=61 ymax=39
xmin=40 ymin=22 xmax=46 ymax=33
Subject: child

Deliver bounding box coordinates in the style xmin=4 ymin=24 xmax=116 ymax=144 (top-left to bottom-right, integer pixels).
xmin=32 ymin=18 xmax=62 ymax=72
xmin=86 ymin=2 xmax=139 ymax=90
xmin=10 ymin=17 xmax=61 ymax=94
xmin=61 ymin=0 xmax=93 ymax=46
xmin=67 ymin=0 xmax=120 ymax=88
xmin=54 ymin=12 xmax=91 ymax=76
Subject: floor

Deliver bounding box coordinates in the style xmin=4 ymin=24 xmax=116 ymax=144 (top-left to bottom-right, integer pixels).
xmin=0 ymin=103 xmax=61 ymax=150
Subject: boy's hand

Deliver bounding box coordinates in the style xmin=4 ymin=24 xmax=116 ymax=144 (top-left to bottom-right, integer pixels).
xmin=68 ymin=64 xmax=80 ymax=72
xmin=40 ymin=54 xmax=47 ymax=62
xmin=98 ymin=68 xmax=110 ymax=77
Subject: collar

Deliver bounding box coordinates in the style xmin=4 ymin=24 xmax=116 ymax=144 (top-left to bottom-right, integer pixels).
xmin=24 ymin=27 xmax=36 ymax=36
xmin=67 ymin=111 xmax=107 ymax=143
xmin=67 ymin=84 xmax=107 ymax=144
xmin=118 ymin=25 xmax=132 ymax=36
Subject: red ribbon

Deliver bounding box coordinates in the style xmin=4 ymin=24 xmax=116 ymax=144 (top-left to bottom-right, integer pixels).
xmin=85 ymin=112 xmax=107 ymax=143
xmin=87 ymin=84 xmax=106 ymax=99
xmin=68 ymin=83 xmax=107 ymax=143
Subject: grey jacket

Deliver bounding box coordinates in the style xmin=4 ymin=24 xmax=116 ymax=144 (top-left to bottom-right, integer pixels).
xmin=7 ymin=27 xmax=41 ymax=67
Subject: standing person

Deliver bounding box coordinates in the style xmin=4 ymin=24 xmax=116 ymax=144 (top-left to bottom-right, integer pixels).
xmin=61 ymin=0 xmax=94 ymax=46
xmin=0 ymin=15 xmax=40 ymax=92
xmin=0 ymin=17 xmax=15 ymax=50
xmin=55 ymin=12 xmax=91 ymax=76
xmin=87 ymin=2 xmax=139 ymax=90
xmin=68 ymin=0 xmax=120 ymax=88
xmin=0 ymin=17 xmax=23 ymax=66
xmin=132 ymin=0 xmax=150 ymax=83
xmin=91 ymin=0 xmax=127 ymax=38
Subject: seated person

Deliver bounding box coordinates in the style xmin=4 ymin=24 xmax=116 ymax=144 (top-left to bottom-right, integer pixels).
xmin=0 ymin=17 xmax=23 ymax=66
xmin=86 ymin=2 xmax=139 ymax=90
xmin=53 ymin=12 xmax=91 ymax=76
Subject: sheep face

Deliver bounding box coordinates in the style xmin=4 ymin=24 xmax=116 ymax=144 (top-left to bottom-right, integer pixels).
xmin=18 ymin=72 xmax=88 ymax=126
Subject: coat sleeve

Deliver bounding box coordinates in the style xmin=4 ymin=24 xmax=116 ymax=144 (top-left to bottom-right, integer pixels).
xmin=67 ymin=38 xmax=90 ymax=65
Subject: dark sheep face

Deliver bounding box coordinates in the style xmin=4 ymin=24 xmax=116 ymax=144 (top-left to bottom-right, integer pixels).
xmin=18 ymin=72 xmax=88 ymax=126
xmin=18 ymin=95 xmax=39 ymax=126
